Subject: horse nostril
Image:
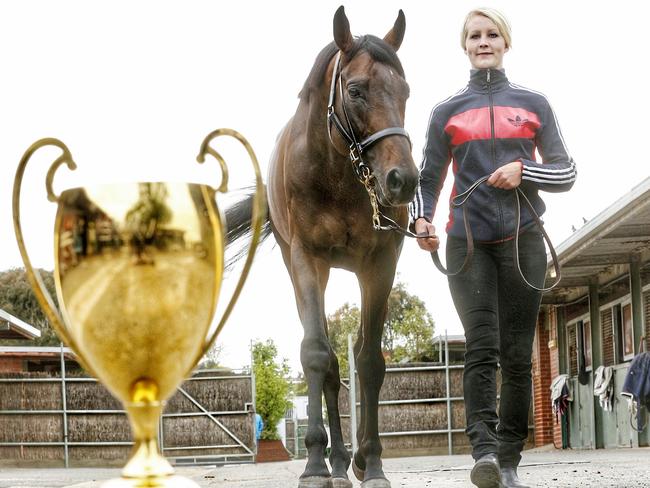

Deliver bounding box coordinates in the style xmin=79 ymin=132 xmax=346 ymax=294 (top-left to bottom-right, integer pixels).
xmin=387 ymin=168 xmax=405 ymax=196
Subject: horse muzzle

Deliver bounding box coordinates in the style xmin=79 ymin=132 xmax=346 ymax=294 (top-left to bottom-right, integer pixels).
xmin=380 ymin=166 xmax=418 ymax=206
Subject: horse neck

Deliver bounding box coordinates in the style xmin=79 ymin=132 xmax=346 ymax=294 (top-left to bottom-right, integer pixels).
xmin=302 ymin=91 xmax=360 ymax=190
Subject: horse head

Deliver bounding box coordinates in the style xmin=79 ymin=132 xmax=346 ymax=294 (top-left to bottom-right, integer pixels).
xmin=328 ymin=6 xmax=418 ymax=207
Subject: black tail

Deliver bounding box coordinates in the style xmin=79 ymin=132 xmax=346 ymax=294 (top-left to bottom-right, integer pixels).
xmin=224 ymin=186 xmax=273 ymax=269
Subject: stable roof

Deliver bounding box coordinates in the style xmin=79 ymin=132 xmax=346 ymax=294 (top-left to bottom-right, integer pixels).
xmin=543 ymin=177 xmax=650 ymax=304
xmin=0 ymin=309 xmax=41 ymax=340
xmin=432 ymin=334 xmax=465 ymax=344
xmin=0 ymin=346 xmax=73 ymax=358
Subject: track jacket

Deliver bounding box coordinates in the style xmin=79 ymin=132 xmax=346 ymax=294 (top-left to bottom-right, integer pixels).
xmin=409 ymin=69 xmax=576 ymax=242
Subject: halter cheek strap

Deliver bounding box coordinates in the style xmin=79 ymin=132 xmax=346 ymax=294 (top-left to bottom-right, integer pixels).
xmin=326 ymin=51 xmax=411 ymax=183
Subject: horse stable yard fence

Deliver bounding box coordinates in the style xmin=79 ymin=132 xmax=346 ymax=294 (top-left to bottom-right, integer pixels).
xmin=349 ymin=333 xmax=535 ymax=457
xmin=0 ymin=347 xmax=256 ymax=467
xmin=284 ymin=334 xmax=533 ymax=459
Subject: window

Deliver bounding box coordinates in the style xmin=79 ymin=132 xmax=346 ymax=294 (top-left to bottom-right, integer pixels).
xmin=567 ymin=323 xmax=578 ymax=377
xmin=622 ymin=303 xmax=634 ymax=360
xmin=566 ymin=317 xmax=591 ymax=376
xmin=601 ymin=307 xmax=615 ymax=366
xmin=612 ymin=301 xmax=635 ymax=363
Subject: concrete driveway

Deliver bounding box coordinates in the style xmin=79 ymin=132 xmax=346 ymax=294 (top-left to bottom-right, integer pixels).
xmin=0 ymin=447 xmax=648 ymax=487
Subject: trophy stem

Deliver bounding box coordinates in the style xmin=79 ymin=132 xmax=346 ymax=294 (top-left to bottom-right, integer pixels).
xmin=101 ymin=400 xmax=200 ymax=487
xmin=122 ymin=401 xmax=174 ymax=479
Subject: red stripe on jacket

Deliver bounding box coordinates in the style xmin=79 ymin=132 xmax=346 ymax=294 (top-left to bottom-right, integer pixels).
xmin=444 ymin=106 xmax=541 ymax=146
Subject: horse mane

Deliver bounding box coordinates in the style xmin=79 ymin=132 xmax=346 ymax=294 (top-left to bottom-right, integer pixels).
xmin=298 ymin=35 xmax=405 ymax=101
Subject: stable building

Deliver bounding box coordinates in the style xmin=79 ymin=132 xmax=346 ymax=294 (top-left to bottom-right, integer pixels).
xmin=532 ymin=177 xmax=650 ymax=449
xmin=0 ymin=309 xmax=40 ymax=341
xmin=0 ymin=346 xmax=78 ymax=374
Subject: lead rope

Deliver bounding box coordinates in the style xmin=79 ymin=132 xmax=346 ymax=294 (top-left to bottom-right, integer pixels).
xmin=512 ymin=187 xmax=562 ymax=292
xmin=364 ymin=175 xmax=561 ymax=291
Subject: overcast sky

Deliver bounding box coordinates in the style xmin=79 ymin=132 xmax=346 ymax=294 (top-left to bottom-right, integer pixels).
xmin=1 ymin=1 xmax=648 ymax=372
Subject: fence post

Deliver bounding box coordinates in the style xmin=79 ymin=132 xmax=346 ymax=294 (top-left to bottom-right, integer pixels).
xmin=347 ymin=333 xmax=357 ymax=455
xmin=159 ymin=413 xmax=165 ymax=454
xmin=250 ymin=342 xmax=257 ymax=456
xmin=59 ymin=343 xmax=69 ymax=468
xmin=444 ymin=331 xmax=453 ymax=456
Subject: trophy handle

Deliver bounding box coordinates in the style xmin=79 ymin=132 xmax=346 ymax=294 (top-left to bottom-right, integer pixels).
xmin=196 ymin=128 xmax=266 ymax=357
xmin=12 ymin=139 xmax=93 ymax=372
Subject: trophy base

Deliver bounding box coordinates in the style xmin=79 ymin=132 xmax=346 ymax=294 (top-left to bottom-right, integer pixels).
xmin=101 ymin=475 xmax=200 ymax=488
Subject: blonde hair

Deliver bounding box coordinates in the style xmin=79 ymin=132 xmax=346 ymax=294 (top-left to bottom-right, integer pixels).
xmin=461 ymin=8 xmax=512 ymax=50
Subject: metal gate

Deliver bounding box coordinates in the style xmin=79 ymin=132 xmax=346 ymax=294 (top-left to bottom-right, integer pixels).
xmin=163 ymin=372 xmax=256 ymax=466
xmin=0 ymin=346 xmax=256 ymax=467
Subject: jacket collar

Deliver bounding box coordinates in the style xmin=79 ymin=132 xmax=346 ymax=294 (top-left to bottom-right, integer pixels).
xmin=468 ymin=68 xmax=509 ymax=93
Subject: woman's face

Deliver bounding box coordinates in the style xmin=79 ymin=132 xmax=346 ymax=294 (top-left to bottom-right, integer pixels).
xmin=464 ymin=14 xmax=508 ymax=70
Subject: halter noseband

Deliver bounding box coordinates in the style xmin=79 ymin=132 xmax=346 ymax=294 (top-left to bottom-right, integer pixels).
xmin=326 ymin=51 xmax=411 ymax=183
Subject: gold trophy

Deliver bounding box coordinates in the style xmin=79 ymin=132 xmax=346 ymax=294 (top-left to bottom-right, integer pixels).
xmin=12 ymin=129 xmax=265 ymax=487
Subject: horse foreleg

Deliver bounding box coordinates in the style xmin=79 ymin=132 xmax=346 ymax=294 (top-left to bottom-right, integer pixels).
xmin=289 ymin=245 xmax=332 ymax=488
xmin=352 ymin=326 xmax=367 ymax=481
xmin=323 ymin=348 xmax=352 ymax=488
xmin=355 ymin=264 xmax=395 ymax=487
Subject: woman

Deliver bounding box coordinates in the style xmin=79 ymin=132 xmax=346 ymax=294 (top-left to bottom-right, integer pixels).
xmin=410 ymin=8 xmax=576 ymax=488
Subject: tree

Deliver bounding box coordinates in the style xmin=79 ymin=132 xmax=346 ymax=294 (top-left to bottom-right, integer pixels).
xmin=292 ymin=372 xmax=309 ymax=396
xmin=326 ymin=302 xmax=360 ymax=378
xmin=126 ymin=183 xmax=172 ymax=264
xmin=0 ymin=267 xmax=60 ymax=346
xmin=326 ymin=281 xmax=436 ymax=369
xmin=252 ymin=339 xmax=293 ymax=440
xmin=384 ymin=282 xmax=436 ymax=362
xmin=198 ymin=343 xmax=225 ymax=369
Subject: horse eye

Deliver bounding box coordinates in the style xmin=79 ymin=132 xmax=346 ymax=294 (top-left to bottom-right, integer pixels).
xmin=348 ymin=86 xmax=363 ymax=99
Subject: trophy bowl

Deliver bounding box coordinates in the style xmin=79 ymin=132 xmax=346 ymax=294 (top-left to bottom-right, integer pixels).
xmin=12 ymin=130 xmax=265 ymax=487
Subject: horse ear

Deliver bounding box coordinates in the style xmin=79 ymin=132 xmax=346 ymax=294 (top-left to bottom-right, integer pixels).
xmin=333 ymin=5 xmax=354 ymax=53
xmin=384 ymin=9 xmax=406 ymax=51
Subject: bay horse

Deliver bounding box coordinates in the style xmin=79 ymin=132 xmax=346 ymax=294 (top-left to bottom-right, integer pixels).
xmin=228 ymin=6 xmax=417 ymax=488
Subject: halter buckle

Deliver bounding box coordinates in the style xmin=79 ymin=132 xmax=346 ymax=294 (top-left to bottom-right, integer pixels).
xmin=349 ymin=145 xmax=361 ymax=164
xmin=372 ymin=213 xmax=382 ymax=230
xmin=359 ymin=164 xmax=371 ymax=180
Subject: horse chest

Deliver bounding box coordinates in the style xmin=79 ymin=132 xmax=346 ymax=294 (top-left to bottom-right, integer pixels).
xmin=300 ymin=209 xmax=378 ymax=259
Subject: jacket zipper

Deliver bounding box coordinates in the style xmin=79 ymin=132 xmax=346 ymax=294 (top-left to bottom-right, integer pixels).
xmin=487 ymin=69 xmax=504 ymax=240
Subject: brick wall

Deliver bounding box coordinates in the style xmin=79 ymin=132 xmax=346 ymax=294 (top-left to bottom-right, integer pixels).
xmin=545 ymin=308 xmax=564 ymax=448
xmin=532 ymin=310 xmax=554 ymax=446
xmin=0 ymin=357 xmax=24 ymax=373
xmin=565 ymin=299 xmax=589 ymax=323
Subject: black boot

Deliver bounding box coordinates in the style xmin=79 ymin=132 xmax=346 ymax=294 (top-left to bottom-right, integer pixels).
xmin=470 ymin=453 xmax=501 ymax=488
xmin=500 ymin=467 xmax=530 ymax=488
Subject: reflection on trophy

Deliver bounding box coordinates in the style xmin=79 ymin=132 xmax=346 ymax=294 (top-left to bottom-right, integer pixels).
xmin=12 ymin=130 xmax=265 ymax=487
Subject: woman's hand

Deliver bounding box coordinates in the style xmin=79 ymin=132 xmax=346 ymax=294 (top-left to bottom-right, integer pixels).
xmin=487 ymin=161 xmax=523 ymax=189
xmin=415 ymin=218 xmax=440 ymax=252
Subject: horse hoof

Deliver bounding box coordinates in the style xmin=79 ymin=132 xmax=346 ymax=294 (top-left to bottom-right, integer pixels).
xmin=361 ymin=478 xmax=391 ymax=488
xmin=352 ymin=459 xmax=365 ymax=482
xmin=331 ymin=477 xmax=353 ymax=488
xmin=298 ymin=476 xmax=332 ymax=488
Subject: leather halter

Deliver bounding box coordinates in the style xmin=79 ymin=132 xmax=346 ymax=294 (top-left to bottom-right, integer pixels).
xmin=326 ymin=51 xmax=411 ymax=184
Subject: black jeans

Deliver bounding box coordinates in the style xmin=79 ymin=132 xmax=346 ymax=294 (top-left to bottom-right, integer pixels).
xmin=446 ymin=229 xmax=546 ymax=468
